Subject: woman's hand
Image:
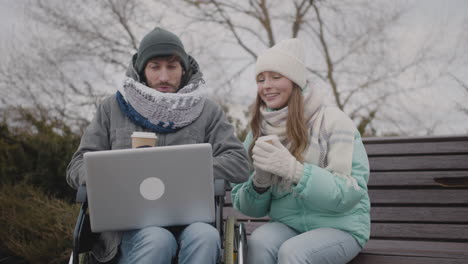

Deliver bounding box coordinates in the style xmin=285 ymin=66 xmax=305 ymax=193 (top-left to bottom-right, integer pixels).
xmin=252 ymin=167 xmax=273 ymax=188
xmin=252 ymin=136 xmax=304 ymax=183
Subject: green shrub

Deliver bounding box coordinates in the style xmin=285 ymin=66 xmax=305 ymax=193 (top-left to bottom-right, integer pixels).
xmin=0 ymin=183 xmax=79 ymax=264
xmin=0 ymin=107 xmax=82 ymax=201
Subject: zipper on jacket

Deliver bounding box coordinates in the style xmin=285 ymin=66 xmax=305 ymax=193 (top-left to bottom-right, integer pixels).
xmin=300 ymin=198 xmax=308 ymax=231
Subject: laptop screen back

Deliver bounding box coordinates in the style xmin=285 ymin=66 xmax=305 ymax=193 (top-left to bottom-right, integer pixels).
xmin=84 ymin=143 xmax=215 ymax=232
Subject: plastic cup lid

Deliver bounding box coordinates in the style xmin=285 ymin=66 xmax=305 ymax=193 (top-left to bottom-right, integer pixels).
xmin=131 ymin=132 xmax=157 ymax=139
xmin=258 ymin=135 xmax=278 ymax=142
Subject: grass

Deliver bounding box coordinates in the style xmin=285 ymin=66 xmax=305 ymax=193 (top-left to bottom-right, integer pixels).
xmin=0 ymin=182 xmax=79 ymax=264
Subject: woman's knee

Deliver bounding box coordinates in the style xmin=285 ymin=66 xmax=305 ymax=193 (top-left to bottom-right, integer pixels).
xmin=277 ymin=229 xmax=362 ymax=264
xmin=247 ymin=223 xmax=294 ymax=264
xmin=277 ymin=240 xmax=301 ymax=263
xmin=250 ymin=222 xmax=296 ymax=250
xmin=278 ymin=240 xmax=329 ymax=264
xmin=248 ymin=229 xmax=270 ymax=252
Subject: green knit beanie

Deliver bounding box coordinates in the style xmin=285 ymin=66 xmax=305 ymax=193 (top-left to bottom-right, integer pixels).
xmin=135 ymin=27 xmax=189 ymax=74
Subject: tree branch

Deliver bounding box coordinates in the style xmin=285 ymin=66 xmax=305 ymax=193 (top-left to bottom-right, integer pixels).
xmin=312 ymin=2 xmax=342 ymax=109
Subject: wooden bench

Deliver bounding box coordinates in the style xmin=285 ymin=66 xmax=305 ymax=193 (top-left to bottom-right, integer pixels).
xmin=224 ymin=135 xmax=468 ymax=263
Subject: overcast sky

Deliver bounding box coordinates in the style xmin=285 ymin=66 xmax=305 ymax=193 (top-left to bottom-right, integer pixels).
xmin=0 ymin=0 xmax=24 ymax=39
xmin=1 ymin=0 xmax=467 ymax=51
xmin=0 ymin=0 xmax=467 ymax=135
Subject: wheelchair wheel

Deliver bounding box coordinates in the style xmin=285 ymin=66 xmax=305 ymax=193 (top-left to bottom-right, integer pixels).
xmin=77 ymin=253 xmax=91 ymax=264
xmin=236 ymin=222 xmax=247 ymax=264
xmin=224 ymin=216 xmax=236 ymax=264
xmin=224 ymin=216 xmax=248 ymax=264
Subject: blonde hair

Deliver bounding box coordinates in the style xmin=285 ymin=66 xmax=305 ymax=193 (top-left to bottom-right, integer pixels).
xmin=248 ymin=84 xmax=308 ymax=162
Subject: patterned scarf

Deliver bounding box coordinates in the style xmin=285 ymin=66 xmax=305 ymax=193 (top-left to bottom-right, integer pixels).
xmin=260 ymin=88 xmax=358 ymax=191
xmin=116 ymin=73 xmax=205 ymax=133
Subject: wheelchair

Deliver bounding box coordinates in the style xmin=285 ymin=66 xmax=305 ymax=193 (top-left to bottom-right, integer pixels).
xmin=69 ymin=179 xmax=247 ymax=264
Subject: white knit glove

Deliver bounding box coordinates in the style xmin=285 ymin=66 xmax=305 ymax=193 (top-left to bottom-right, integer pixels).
xmin=252 ymin=136 xmax=304 ymax=184
xmin=252 ymin=167 xmax=273 ymax=188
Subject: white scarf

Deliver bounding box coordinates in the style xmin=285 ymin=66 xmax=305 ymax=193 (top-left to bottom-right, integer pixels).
xmin=260 ymin=89 xmax=359 ymax=191
xmin=117 ymin=76 xmax=205 ymax=130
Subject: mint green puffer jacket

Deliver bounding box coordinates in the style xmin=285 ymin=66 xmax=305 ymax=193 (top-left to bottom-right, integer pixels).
xmin=231 ymin=131 xmax=370 ymax=247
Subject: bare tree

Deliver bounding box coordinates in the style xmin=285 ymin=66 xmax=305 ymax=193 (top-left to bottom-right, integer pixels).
xmin=1 ymin=0 xmax=465 ymax=136
xmin=168 ymin=0 xmax=462 ymax=135
xmin=450 ymin=74 xmax=468 ymax=116
xmin=449 ymin=20 xmax=468 ymax=119
xmin=0 ymin=0 xmax=238 ymax=131
xmin=0 ymin=36 xmax=97 ymax=129
xmin=0 ymin=0 xmax=168 ymax=130
xmin=29 ymin=0 xmax=159 ymax=70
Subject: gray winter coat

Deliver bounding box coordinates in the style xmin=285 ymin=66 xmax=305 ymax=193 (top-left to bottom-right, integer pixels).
xmin=66 ymin=58 xmax=249 ymax=262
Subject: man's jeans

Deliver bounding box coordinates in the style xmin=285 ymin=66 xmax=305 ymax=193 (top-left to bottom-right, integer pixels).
xmin=248 ymin=222 xmax=362 ymax=264
xmin=118 ymin=222 xmax=220 ymax=264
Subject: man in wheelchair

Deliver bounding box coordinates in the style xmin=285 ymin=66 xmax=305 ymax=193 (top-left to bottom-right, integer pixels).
xmin=66 ymin=27 xmax=249 ymax=264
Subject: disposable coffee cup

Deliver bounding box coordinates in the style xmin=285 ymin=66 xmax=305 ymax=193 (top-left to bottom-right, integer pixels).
xmin=131 ymin=132 xmax=158 ymax=148
xmin=258 ymin=135 xmax=278 ymax=144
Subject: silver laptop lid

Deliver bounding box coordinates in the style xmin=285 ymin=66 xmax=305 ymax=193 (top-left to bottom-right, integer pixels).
xmin=84 ymin=143 xmax=214 ymax=232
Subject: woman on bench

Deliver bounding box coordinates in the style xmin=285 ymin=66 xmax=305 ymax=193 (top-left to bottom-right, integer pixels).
xmin=231 ymin=38 xmax=371 ymax=264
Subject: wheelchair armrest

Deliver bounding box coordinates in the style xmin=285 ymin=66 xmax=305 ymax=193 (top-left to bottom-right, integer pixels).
xmin=214 ymin=179 xmax=226 ymax=240
xmin=72 ymin=185 xmax=99 ymax=263
xmin=76 ymin=185 xmax=87 ymax=203
xmin=214 ymin=179 xmax=226 ymax=196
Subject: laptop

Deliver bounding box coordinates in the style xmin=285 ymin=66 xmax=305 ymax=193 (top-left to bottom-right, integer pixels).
xmin=84 ymin=143 xmax=215 ymax=232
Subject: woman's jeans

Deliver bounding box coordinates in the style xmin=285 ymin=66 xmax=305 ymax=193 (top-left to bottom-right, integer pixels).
xmin=248 ymin=222 xmax=362 ymax=264
xmin=118 ymin=222 xmax=220 ymax=264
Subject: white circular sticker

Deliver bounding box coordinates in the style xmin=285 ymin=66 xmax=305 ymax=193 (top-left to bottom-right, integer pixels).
xmin=139 ymin=177 xmax=165 ymax=200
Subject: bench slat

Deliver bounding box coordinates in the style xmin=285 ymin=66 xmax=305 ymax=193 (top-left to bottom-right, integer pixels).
xmin=363 ymin=136 xmax=468 ymax=143
xmin=225 ymin=189 xmax=468 ymax=205
xmin=230 ymin=221 xmax=468 ymax=241
xmin=368 ymin=171 xmax=468 ymax=187
xmin=350 ymin=254 xmax=467 ymax=264
xmin=365 ymin=141 xmax=468 ymax=156
xmin=361 ymin=239 xmax=468 ymax=259
xmin=369 ymin=155 xmax=468 ymax=171
xmin=223 ymin=207 xmax=269 ymax=221
xmin=227 ymin=171 xmax=468 ymax=189
xmin=371 ymin=223 xmax=468 ymax=240
xmin=223 ymin=206 xmax=468 ymax=223
xmin=370 ymin=207 xmax=468 ymax=223
xmin=369 ymin=189 xmax=468 ymax=204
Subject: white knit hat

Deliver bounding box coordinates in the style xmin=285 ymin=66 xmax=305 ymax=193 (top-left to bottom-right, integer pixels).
xmin=255 ymin=38 xmax=306 ymax=89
